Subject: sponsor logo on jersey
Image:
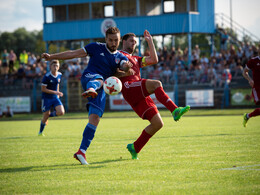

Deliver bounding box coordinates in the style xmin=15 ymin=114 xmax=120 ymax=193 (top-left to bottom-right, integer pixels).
xmin=58 ymin=78 xmax=60 ymax=82
xmin=50 ymin=80 xmax=53 ymax=83
xmin=100 ymin=53 xmax=105 ymax=56
xmin=115 ymin=58 xmax=120 ymax=64
xmin=257 ymin=63 xmax=260 ymax=66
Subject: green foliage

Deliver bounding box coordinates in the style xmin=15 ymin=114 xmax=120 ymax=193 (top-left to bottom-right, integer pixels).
xmin=0 ymin=28 xmax=45 ymax=57
xmin=0 ymin=111 xmax=259 ymax=194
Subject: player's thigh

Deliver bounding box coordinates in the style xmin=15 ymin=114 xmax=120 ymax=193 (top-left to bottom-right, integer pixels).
xmin=133 ymin=97 xmax=158 ymax=120
xmin=145 ymin=79 xmax=162 ymax=94
xmin=122 ymin=80 xmax=149 ymax=105
xmin=42 ymin=98 xmax=52 ymax=112
xmin=53 ymin=98 xmax=64 ymax=115
xmin=55 ymin=105 xmax=65 ymax=115
xmin=252 ymin=88 xmax=260 ymax=104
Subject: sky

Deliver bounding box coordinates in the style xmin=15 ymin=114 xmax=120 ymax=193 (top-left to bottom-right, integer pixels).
xmin=0 ymin=0 xmax=260 ymax=39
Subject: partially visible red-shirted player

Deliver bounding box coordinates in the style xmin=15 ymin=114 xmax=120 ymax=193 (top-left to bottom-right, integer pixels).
xmin=242 ymin=49 xmax=260 ymax=127
xmin=116 ymin=30 xmax=190 ymax=159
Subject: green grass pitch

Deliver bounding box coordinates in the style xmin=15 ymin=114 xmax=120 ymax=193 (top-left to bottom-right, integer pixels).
xmin=0 ymin=109 xmax=259 ymax=194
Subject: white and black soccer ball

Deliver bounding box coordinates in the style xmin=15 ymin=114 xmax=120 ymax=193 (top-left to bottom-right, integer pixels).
xmin=103 ymin=76 xmax=122 ymax=95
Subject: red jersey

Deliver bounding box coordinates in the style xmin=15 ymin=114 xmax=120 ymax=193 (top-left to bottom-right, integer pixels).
xmin=119 ymin=51 xmax=143 ymax=83
xmin=246 ymin=56 xmax=260 ymax=89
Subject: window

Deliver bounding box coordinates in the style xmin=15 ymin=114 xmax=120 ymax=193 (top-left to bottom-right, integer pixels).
xmin=46 ymin=7 xmax=53 ymax=23
xmin=164 ymin=0 xmax=175 ymax=13
xmin=104 ymin=5 xmax=114 ymax=17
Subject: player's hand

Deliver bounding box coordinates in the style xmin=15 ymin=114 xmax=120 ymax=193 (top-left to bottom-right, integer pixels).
xmin=41 ymin=53 xmax=51 ymax=61
xmin=144 ymin=30 xmax=152 ymax=42
xmin=121 ymin=61 xmax=133 ymax=72
xmin=249 ymin=80 xmax=254 ymax=88
xmin=56 ymin=91 xmax=63 ymax=97
xmin=128 ymin=68 xmax=135 ymax=75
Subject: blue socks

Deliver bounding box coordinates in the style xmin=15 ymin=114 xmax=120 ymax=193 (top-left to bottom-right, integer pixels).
xmin=87 ymin=80 xmax=102 ymax=91
xmin=39 ymin=121 xmax=46 ymax=133
xmin=80 ymin=123 xmax=97 ymax=151
xmin=49 ymin=111 xmax=57 ymax=117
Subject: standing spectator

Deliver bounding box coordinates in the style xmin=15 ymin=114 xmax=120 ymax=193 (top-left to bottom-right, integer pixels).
xmin=1 ymin=49 xmax=9 ymax=76
xmin=220 ymin=30 xmax=229 ymax=51
xmin=8 ymin=50 xmax=17 ymax=73
xmin=19 ymin=50 xmax=28 ymax=67
xmin=28 ymin=53 xmax=37 ymax=66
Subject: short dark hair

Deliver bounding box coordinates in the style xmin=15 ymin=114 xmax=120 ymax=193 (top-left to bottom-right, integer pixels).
xmin=50 ymin=59 xmax=59 ymax=66
xmin=122 ymin=33 xmax=136 ymax=41
xmin=106 ymin=27 xmax=120 ymax=37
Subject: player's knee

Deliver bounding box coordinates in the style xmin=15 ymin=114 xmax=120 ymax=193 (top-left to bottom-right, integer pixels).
xmin=158 ymin=120 xmax=164 ymax=129
xmin=154 ymin=80 xmax=162 ymax=88
xmin=57 ymin=110 xmax=65 ymax=116
xmin=153 ymin=120 xmax=164 ymax=130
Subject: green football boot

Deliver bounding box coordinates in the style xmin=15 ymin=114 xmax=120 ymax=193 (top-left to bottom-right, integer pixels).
xmin=38 ymin=132 xmax=45 ymax=136
xmin=243 ymin=113 xmax=249 ymax=127
xmin=127 ymin=143 xmax=138 ymax=160
xmin=172 ymin=105 xmax=190 ymax=121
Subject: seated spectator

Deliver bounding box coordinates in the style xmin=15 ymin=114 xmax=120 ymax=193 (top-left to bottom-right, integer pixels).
xmin=161 ymin=66 xmax=172 ymax=84
xmin=208 ymin=64 xmax=218 ymax=87
xmin=152 ymin=64 xmax=162 ymax=80
xmin=3 ymin=105 xmax=13 ymax=117
xmin=233 ymin=58 xmax=243 ymax=78
xmin=24 ymin=65 xmax=35 ymax=89
xmin=219 ymin=64 xmax=232 ymax=88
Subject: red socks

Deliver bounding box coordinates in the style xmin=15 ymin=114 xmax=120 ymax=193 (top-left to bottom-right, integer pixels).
xmin=248 ymin=108 xmax=260 ymax=118
xmin=134 ymin=130 xmax=152 ymax=153
xmin=154 ymin=86 xmax=178 ymax=112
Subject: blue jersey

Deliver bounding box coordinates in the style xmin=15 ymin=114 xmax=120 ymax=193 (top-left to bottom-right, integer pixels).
xmin=41 ymin=71 xmax=62 ymax=99
xmin=82 ymin=42 xmax=128 ymax=80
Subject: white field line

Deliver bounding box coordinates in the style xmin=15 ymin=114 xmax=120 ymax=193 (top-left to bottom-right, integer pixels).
xmin=220 ymin=164 xmax=260 ymax=170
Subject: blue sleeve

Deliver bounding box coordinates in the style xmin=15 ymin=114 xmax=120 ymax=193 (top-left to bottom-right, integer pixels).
xmin=42 ymin=75 xmax=48 ymax=85
xmin=84 ymin=42 xmax=99 ymax=56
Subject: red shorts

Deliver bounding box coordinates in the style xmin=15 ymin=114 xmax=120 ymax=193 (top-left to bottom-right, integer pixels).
xmin=122 ymin=79 xmax=158 ymax=120
xmin=252 ymin=87 xmax=260 ymax=105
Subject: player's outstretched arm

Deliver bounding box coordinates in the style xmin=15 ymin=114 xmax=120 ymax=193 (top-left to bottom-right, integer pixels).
xmin=142 ymin=30 xmax=158 ymax=67
xmin=242 ymin=67 xmax=254 ymax=87
xmin=41 ymin=48 xmax=87 ymax=61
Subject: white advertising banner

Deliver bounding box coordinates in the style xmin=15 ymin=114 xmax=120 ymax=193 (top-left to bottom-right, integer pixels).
xmin=109 ymin=92 xmax=174 ymax=110
xmin=185 ymin=90 xmax=214 ymax=107
xmin=0 ymin=97 xmax=31 ymax=112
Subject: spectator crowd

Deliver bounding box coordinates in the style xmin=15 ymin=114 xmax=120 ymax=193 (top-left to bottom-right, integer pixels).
xmin=0 ymin=40 xmax=259 ymax=89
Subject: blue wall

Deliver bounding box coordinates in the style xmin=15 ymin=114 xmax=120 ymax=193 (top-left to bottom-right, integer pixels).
xmin=43 ymin=0 xmax=215 ymax=41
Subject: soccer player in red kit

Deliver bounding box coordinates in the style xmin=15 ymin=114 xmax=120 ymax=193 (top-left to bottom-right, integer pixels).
xmin=242 ymin=49 xmax=260 ymax=127
xmin=117 ymin=30 xmax=190 ymax=159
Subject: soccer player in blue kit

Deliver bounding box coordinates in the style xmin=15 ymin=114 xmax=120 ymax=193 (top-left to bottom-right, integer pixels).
xmin=41 ymin=27 xmax=131 ymax=165
xmin=39 ymin=59 xmax=65 ymax=136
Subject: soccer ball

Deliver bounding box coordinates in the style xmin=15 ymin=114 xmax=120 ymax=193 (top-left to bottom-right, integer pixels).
xmin=103 ymin=76 xmax=122 ymax=95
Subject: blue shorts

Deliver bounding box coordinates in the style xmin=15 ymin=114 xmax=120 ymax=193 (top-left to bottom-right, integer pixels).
xmin=42 ymin=97 xmax=63 ymax=112
xmin=81 ymin=73 xmax=106 ymax=117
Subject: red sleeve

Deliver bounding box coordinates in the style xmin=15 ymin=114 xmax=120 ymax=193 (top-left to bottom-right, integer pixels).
xmin=246 ymin=59 xmax=253 ymax=70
